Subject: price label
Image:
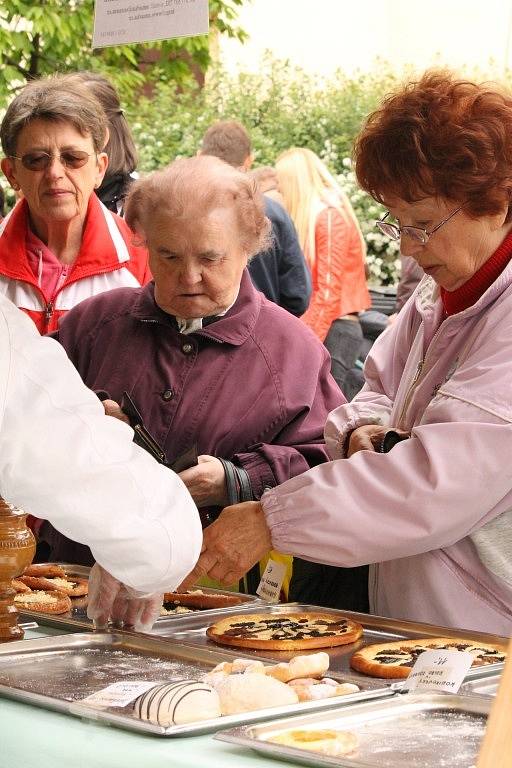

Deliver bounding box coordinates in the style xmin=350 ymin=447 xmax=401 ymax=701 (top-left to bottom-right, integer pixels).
xmin=81 ymin=680 xmax=160 ymax=708
xmin=256 ymin=558 xmax=286 ymax=603
xmin=402 ymin=649 xmax=474 ymax=694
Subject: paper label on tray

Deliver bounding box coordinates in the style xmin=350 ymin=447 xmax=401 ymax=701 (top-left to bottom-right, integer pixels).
xmin=256 ymin=558 xmax=286 ymax=602
xmin=402 ymin=649 xmax=474 ymax=694
xmin=81 ymin=680 xmax=160 ymax=708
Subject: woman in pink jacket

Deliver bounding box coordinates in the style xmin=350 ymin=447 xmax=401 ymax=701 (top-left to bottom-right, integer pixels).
xmin=186 ymin=70 xmax=512 ymax=635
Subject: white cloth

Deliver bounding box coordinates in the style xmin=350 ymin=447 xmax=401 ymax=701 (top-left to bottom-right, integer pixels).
xmin=0 ymin=293 xmax=202 ymax=593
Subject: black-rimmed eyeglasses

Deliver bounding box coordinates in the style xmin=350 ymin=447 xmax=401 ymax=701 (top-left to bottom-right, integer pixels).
xmin=376 ymin=205 xmax=464 ymax=245
xmin=10 ymin=150 xmax=96 ymax=171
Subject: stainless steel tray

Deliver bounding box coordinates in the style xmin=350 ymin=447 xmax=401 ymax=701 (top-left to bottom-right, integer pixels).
xmin=147 ymin=602 xmax=507 ymax=685
xmin=0 ymin=632 xmax=394 ymax=738
xmin=217 ymin=692 xmax=491 ymax=767
xmin=18 ymin=562 xmax=262 ymax=631
xmin=461 ymin=672 xmax=501 ymax=698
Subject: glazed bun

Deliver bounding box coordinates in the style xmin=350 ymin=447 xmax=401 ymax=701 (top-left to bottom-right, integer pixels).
xmin=134 ymin=681 xmax=221 ymax=725
xmin=216 ymin=672 xmax=299 ymax=715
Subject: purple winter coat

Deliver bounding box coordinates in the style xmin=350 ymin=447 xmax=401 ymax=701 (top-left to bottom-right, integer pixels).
xmin=44 ymin=270 xmax=343 ymax=563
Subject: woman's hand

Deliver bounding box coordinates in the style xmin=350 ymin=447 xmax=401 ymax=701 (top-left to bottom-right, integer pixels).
xmin=179 ymin=501 xmax=272 ymax=589
xmin=347 ymin=425 xmax=409 ymax=456
xmin=102 ymin=399 xmax=130 ymax=425
xmin=178 ymin=455 xmax=228 ymax=507
xmin=347 ymin=424 xmax=389 ymax=456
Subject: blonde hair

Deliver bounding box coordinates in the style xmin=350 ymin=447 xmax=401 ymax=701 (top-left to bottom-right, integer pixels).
xmin=275 ymin=148 xmax=366 ymax=269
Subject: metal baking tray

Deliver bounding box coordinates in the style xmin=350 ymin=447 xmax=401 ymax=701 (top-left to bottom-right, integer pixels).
xmin=461 ymin=672 xmax=501 ymax=698
xmin=147 ymin=602 xmax=507 ymax=685
xmin=17 ymin=562 xmax=262 ymax=631
xmin=217 ymin=692 xmax=491 ymax=767
xmin=0 ymin=632 xmax=394 ymax=737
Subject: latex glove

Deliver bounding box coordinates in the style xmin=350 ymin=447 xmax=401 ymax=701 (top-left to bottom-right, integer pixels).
xmin=179 ymin=501 xmax=272 ymax=589
xmin=178 ymin=454 xmax=228 ymax=507
xmin=87 ymin=563 xmax=163 ymax=632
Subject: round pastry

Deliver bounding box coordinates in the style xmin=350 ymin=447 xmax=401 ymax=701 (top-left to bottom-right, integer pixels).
xmin=12 ymin=579 xmax=31 ymax=594
xmin=206 ymin=612 xmax=363 ymax=651
xmin=22 ymin=563 xmax=66 ymax=578
xmin=14 ymin=589 xmax=72 ymax=614
xmin=265 ymin=652 xmax=330 ymax=682
xmin=19 ymin=575 xmax=88 ymax=597
xmin=163 ymin=590 xmax=245 ymax=610
xmin=350 ymin=637 xmax=507 ymax=679
xmin=268 ymin=728 xmax=358 ymax=756
xmin=134 ymin=681 xmax=221 ymax=726
xmin=216 ymin=672 xmax=299 ymax=715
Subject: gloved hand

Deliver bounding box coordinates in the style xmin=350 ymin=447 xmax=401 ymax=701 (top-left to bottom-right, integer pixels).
xmin=87 ymin=563 xmax=163 ymax=632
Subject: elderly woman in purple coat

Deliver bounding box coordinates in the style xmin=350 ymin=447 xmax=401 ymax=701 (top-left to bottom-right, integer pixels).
xmin=42 ymin=155 xmax=343 ymax=571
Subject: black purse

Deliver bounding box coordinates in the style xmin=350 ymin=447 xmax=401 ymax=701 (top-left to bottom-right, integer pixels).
xmin=121 ymin=391 xmax=198 ymax=473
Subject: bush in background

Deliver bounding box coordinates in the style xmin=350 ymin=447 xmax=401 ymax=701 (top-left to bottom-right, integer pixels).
xmin=129 ymin=58 xmax=402 ymax=284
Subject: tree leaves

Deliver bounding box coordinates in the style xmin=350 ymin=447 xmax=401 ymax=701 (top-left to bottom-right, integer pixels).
xmin=0 ymin=0 xmax=247 ymax=106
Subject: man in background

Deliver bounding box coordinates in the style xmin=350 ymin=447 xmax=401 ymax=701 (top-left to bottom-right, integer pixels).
xmin=199 ymin=121 xmax=311 ymax=317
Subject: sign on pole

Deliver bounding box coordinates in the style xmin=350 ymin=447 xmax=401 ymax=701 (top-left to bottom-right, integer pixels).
xmin=93 ymin=0 xmax=209 ymax=48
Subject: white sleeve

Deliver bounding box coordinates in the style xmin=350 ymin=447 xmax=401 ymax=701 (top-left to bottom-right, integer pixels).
xmin=0 ymin=297 xmax=202 ymax=593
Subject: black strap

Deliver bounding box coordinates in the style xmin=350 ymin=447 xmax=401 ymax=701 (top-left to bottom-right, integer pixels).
xmin=218 ymin=458 xmax=239 ymax=505
xmin=218 ymin=459 xmax=254 ymax=505
xmin=233 ymin=465 xmax=253 ymax=502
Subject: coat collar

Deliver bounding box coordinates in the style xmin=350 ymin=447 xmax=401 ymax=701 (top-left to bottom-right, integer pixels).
xmin=0 ymin=196 xmax=131 ymax=286
xmin=415 ymin=256 xmax=512 ymax=327
xmin=132 ymin=269 xmax=262 ymax=346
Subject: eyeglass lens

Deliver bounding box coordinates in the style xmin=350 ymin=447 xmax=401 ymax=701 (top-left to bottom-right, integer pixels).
xmin=18 ymin=151 xmax=92 ymax=171
xmin=376 ymin=220 xmax=427 ymax=244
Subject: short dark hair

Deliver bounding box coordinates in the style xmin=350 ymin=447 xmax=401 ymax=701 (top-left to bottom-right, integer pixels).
xmin=66 ymin=72 xmax=137 ymax=176
xmin=1 ymin=74 xmax=107 ymax=157
xmin=354 ymin=69 xmax=512 ymax=221
xmin=200 ymin=120 xmax=251 ymax=168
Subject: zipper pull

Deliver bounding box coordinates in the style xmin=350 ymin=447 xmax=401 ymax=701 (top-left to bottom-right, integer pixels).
xmin=45 ymin=302 xmax=54 ymax=324
xmin=413 ymin=359 xmax=423 ymax=383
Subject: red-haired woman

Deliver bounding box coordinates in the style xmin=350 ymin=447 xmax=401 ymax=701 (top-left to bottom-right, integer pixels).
xmin=189 ymin=71 xmax=512 ymax=634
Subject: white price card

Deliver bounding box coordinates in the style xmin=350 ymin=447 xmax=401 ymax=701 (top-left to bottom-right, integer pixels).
xmin=93 ymin=0 xmax=209 ymax=48
xmin=402 ymin=649 xmax=474 ymax=694
xmin=81 ymin=680 xmax=160 ymax=708
xmin=256 ymin=558 xmax=286 ymax=603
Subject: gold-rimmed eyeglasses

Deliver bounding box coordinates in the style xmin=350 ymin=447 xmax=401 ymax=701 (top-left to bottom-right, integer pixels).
xmin=376 ymin=205 xmax=464 ymax=245
xmin=10 ymin=150 xmax=96 ymax=172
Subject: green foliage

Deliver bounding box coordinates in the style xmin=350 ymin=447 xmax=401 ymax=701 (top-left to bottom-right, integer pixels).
xmin=129 ymin=57 xmax=402 ymax=284
xmin=0 ymin=0 xmax=247 ymax=106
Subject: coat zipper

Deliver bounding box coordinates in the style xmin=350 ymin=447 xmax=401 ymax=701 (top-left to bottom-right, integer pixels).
xmin=44 ymin=302 xmax=54 ymax=325
xmin=397 ymin=359 xmax=423 ymax=426
xmin=397 ymin=320 xmax=449 ymax=427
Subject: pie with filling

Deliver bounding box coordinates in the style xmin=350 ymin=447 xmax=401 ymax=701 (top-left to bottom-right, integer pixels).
xmin=206 ymin=612 xmax=364 ymax=650
xmin=350 ymin=637 xmax=507 ymax=679
xmin=14 ymin=589 xmax=72 ymax=615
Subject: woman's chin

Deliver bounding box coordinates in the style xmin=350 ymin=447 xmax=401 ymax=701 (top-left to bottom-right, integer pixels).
xmin=41 ymin=202 xmax=83 ymax=222
xmin=165 ymin=299 xmax=214 ymax=318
